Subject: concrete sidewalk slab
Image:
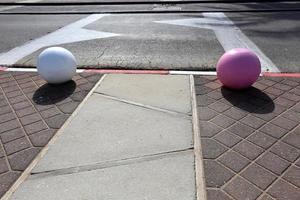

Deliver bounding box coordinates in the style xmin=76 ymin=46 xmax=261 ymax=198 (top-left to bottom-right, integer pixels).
xmin=4 ymin=73 xmax=196 ymax=200
xmin=10 ymin=151 xmax=195 ymax=200
xmin=33 ymin=93 xmax=193 ymax=173
xmin=95 ymin=74 xmax=191 ymax=114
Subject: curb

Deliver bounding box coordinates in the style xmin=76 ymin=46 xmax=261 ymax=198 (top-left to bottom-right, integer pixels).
xmin=1 ymin=67 xmax=300 ymax=77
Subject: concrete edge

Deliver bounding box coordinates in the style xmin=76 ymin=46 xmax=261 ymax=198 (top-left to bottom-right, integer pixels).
xmin=0 ymin=74 xmax=108 ymax=200
xmin=190 ymin=75 xmax=207 ymax=200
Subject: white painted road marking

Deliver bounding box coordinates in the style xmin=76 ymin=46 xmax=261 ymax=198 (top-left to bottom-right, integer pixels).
xmin=0 ymin=14 xmax=120 ymax=65
xmin=156 ymin=12 xmax=280 ymax=72
xmin=0 ymin=0 xmax=42 ymax=12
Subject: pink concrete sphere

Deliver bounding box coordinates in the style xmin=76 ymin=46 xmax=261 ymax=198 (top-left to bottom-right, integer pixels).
xmin=217 ymin=48 xmax=261 ymax=90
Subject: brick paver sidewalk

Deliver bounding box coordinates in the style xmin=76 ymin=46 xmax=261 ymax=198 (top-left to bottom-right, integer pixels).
xmin=0 ymin=71 xmax=102 ymax=198
xmin=195 ymin=76 xmax=300 ymax=200
xmin=1 ymin=71 xmax=300 ymax=200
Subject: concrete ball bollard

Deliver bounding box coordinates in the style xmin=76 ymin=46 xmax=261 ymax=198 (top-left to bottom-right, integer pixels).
xmin=37 ymin=47 xmax=77 ymax=84
xmin=217 ymin=48 xmax=261 ymax=90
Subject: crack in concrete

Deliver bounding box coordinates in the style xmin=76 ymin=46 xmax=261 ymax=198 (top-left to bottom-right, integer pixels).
xmin=30 ymin=148 xmax=193 ymax=179
xmin=93 ymin=92 xmax=192 ymax=118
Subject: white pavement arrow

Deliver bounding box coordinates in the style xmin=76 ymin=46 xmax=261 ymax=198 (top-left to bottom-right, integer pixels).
xmin=0 ymin=14 xmax=120 ymax=65
xmin=156 ymin=12 xmax=280 ymax=72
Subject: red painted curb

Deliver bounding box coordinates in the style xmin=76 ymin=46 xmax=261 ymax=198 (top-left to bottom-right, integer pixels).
xmin=0 ymin=67 xmax=8 ymax=71
xmin=262 ymin=72 xmax=300 ymax=78
xmin=84 ymin=69 xmax=170 ymax=75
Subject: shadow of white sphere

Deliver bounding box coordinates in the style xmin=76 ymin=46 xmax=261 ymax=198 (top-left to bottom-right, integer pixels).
xmin=37 ymin=47 xmax=77 ymax=84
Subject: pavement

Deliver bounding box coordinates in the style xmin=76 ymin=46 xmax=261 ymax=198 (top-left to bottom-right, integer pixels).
xmin=0 ymin=1 xmax=299 ymax=199
xmin=0 ymin=71 xmax=299 ymax=200
xmin=195 ymin=75 xmax=300 ymax=200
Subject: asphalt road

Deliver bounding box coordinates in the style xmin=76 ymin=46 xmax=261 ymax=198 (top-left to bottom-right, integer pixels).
xmin=0 ymin=1 xmax=299 ymax=72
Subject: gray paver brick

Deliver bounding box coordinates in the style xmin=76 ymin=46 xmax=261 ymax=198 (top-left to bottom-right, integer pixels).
xmin=281 ymin=79 xmax=299 ymax=87
xmin=234 ymin=141 xmax=264 ymax=160
xmin=257 ymin=152 xmax=290 ymax=175
xmin=0 ymin=128 xmax=25 ymax=144
xmin=23 ymin=120 xmax=48 ymax=135
xmin=6 ymin=91 xmax=23 ymax=99
xmin=19 ymin=113 xmax=42 ymax=126
xmin=4 ymin=137 xmax=31 ymax=155
xmin=273 ymin=83 xmax=292 ymax=91
xmin=0 ymin=100 xmax=8 ymax=107
xmin=264 ymin=87 xmax=284 ymax=96
xmin=258 ymin=194 xmax=275 ymax=200
xmin=195 ymin=85 xmax=213 ymax=95
xmin=40 ymin=107 xmax=61 ymax=119
xmin=281 ymin=92 xmax=300 ymax=102
xmin=208 ymin=101 xmax=230 ymax=113
xmin=241 ymin=163 xmax=277 ymax=190
xmin=270 ymin=141 xmax=300 ymax=162
xmin=210 ymin=114 xmax=235 ymax=128
xmin=247 ymin=131 xmax=277 ymax=149
xmin=274 ymin=97 xmax=296 ymax=108
xmin=207 ymin=89 xmax=223 ymax=100
xmin=15 ymin=106 xmax=36 ymax=118
xmin=282 ymin=110 xmax=300 ymax=122
xmin=0 ymin=112 xmax=15 ymax=124
xmin=0 ymin=106 xmax=12 ymax=115
xmin=8 ymin=148 xmax=41 ymax=171
xmin=57 ymin=102 xmax=79 ymax=114
xmin=12 ymin=101 xmax=31 ymax=110
xmin=260 ymin=123 xmax=288 ymax=139
xmin=223 ymin=107 xmax=247 ymax=120
xmin=203 ymin=159 xmax=234 ymax=188
xmin=271 ymin=116 xmax=298 ymax=131
xmin=224 ymin=176 xmax=262 ymax=200
xmin=206 ymin=189 xmax=232 ymax=200
xmin=282 ymin=127 xmax=300 ymax=149
xmin=240 ymin=115 xmax=266 ymax=129
xmin=205 ymin=81 xmax=221 ymax=90
xmin=201 ymin=139 xmax=227 ymax=159
xmin=254 ymin=104 xmax=285 ymax=121
xmin=44 ymin=114 xmax=69 ymax=129
xmin=198 ymin=107 xmax=218 ymax=121
xmin=218 ymin=150 xmax=250 ymax=173
xmin=0 ymin=158 xmax=9 ymax=174
xmin=29 ymin=129 xmax=56 ymax=147
xmin=214 ymin=130 xmax=242 ymax=148
xmin=0 ymin=120 xmax=20 ymax=134
xmin=0 ymin=172 xmax=21 ymax=197
xmin=228 ymin=122 xmax=255 ymax=138
xmin=267 ymin=179 xmax=300 ymax=200
xmin=0 ymin=146 xmax=5 ymax=158
xmin=283 ymin=165 xmax=300 ymax=187
xmin=197 ymin=95 xmax=215 ymax=106
xmin=199 ymin=121 xmax=222 ymax=138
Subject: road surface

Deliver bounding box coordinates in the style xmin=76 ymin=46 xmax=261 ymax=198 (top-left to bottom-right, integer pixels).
xmin=0 ymin=0 xmax=299 ymax=72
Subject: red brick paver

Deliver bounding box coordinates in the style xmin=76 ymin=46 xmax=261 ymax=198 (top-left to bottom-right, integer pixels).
xmin=0 ymin=71 xmax=102 ymax=198
xmin=195 ymin=76 xmax=300 ymax=200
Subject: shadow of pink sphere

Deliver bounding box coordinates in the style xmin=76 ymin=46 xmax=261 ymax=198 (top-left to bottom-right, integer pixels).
xmin=217 ymin=48 xmax=261 ymax=90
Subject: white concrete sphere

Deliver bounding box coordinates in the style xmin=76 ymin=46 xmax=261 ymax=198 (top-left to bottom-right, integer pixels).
xmin=37 ymin=47 xmax=77 ymax=84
